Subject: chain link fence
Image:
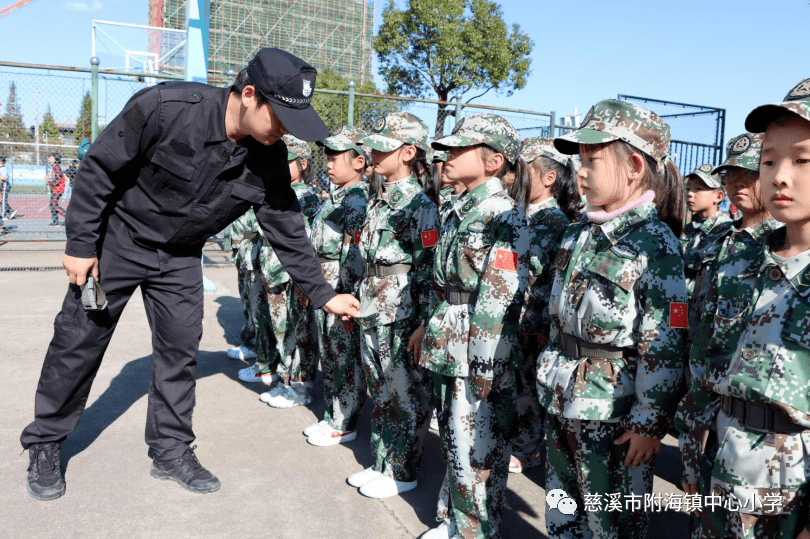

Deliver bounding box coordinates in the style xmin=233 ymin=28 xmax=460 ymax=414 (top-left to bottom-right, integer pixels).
xmin=0 ymin=61 xmax=556 ymax=241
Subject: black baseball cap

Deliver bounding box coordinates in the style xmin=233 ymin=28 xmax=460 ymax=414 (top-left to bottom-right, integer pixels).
xmin=246 ymin=48 xmax=328 ymax=142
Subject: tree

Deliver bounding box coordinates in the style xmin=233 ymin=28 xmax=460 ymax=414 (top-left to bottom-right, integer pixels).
xmin=312 ymin=68 xmax=402 ymax=132
xmin=74 ymin=91 xmax=92 ymax=145
xmin=40 ymin=105 xmax=61 ymax=146
xmin=374 ymin=0 xmax=533 ymax=137
xmin=0 ymin=82 xmax=31 ymax=143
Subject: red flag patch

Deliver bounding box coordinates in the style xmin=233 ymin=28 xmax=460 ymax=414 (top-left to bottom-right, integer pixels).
xmin=354 ymin=231 xmax=362 ymax=244
xmin=493 ymin=249 xmax=519 ymax=272
xmin=669 ymin=302 xmax=688 ymax=328
xmin=421 ymin=230 xmax=438 ymax=247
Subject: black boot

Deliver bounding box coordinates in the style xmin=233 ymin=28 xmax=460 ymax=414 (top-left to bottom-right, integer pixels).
xmin=150 ymin=446 xmax=221 ymax=494
xmin=27 ymin=443 xmax=66 ymax=501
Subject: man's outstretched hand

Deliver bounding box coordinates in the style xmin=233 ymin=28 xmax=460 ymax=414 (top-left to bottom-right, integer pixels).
xmin=63 ymin=254 xmax=98 ymax=286
xmin=322 ymin=293 xmax=360 ymax=320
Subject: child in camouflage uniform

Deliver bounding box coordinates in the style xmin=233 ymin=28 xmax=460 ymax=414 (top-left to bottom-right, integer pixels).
xmin=677 ymin=133 xmax=780 ymax=538
xmin=681 ymin=164 xmax=733 ymax=298
xmin=347 ymin=112 xmax=439 ymax=500
xmin=538 ymin=99 xmax=688 ymax=539
xmin=302 ymin=126 xmax=370 ymax=445
xmin=679 ymin=78 xmax=810 ymax=539
xmin=263 ymin=135 xmax=322 ymax=408
xmin=509 ymin=137 xmax=581 ymax=475
xmin=418 ymin=114 xmax=530 ymax=539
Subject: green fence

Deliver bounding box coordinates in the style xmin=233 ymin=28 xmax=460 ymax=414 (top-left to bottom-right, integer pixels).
xmin=0 ymin=60 xmax=567 ymax=241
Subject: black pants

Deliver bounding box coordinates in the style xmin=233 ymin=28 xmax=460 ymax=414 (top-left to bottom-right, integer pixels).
xmin=20 ymin=248 xmax=204 ymax=460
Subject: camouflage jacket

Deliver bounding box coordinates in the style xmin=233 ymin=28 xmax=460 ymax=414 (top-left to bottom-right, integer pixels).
xmin=439 ymin=186 xmax=459 ymax=224
xmin=676 ymin=226 xmax=810 ymax=513
xmin=536 ymin=201 xmax=687 ymax=439
xmin=309 ymin=181 xmax=368 ymax=294
xmin=519 ymin=197 xmax=570 ymax=336
xmin=420 ymin=177 xmax=530 ymax=379
xmin=291 ymin=181 xmax=321 ymax=233
xmin=230 ymin=209 xmax=260 ymax=270
xmin=357 ymin=174 xmax=440 ymax=328
xmin=681 ymin=211 xmax=734 ymax=297
xmin=687 ymin=218 xmax=782 ymax=346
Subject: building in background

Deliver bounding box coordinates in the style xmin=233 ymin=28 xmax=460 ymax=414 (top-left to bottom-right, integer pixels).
xmin=148 ymin=0 xmax=375 ymax=83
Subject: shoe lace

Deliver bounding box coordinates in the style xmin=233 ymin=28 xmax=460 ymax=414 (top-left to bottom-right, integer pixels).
xmin=182 ymin=445 xmax=203 ymax=470
xmin=28 ymin=444 xmax=60 ymax=474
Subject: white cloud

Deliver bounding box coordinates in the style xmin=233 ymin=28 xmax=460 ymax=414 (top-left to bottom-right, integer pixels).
xmin=63 ymin=1 xmax=102 ymax=10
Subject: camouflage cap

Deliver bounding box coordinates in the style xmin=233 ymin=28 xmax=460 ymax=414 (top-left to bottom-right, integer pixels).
xmin=520 ymin=136 xmax=569 ymax=167
xmin=283 ymin=134 xmax=312 ymax=161
xmin=712 ymin=133 xmax=763 ymax=174
xmin=554 ymin=99 xmax=671 ymax=162
xmin=686 ymin=164 xmax=722 ymax=189
xmin=431 ymin=113 xmax=522 ymax=164
xmin=429 ymin=149 xmax=447 ymax=163
xmin=318 ymin=125 xmax=371 ymax=164
xmin=745 ymin=77 xmax=810 ymax=133
xmin=362 ymin=112 xmax=430 ymax=152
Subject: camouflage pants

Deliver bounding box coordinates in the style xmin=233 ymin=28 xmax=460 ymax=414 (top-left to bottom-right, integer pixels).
xmin=320 ymin=311 xmax=365 ymax=432
xmin=514 ymin=334 xmax=545 ymax=463
xmin=545 ymin=416 xmax=654 ymax=539
xmin=689 ymin=429 xmax=730 ymax=539
xmin=434 ymin=369 xmax=516 ymax=539
xmin=360 ymin=317 xmax=432 ymax=482
xmin=236 ymin=258 xmax=255 ymax=347
xmin=247 ymin=269 xmax=278 ymax=371
xmin=276 ymin=282 xmax=319 ymax=384
xmin=258 ymin=278 xmax=292 ymax=373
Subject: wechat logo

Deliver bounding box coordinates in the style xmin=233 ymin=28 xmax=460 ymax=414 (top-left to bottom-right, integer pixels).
xmin=546 ymin=489 xmax=578 ymax=515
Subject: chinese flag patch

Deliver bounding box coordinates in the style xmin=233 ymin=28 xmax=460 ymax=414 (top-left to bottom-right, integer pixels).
xmin=493 ymin=249 xmax=519 ymax=272
xmin=670 ymin=302 xmax=688 ymax=328
xmin=421 ymin=230 xmax=438 ymax=247
xmin=353 ymin=231 xmax=362 ymax=244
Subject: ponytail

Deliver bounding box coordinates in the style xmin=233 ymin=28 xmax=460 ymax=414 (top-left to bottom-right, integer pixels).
xmin=506 ymin=157 xmax=530 ymax=213
xmin=422 ymin=161 xmax=443 ymax=206
xmin=409 ymin=148 xmax=429 ymax=186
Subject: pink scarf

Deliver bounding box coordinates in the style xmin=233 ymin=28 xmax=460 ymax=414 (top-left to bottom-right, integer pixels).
xmin=586 ymin=190 xmax=655 ymax=224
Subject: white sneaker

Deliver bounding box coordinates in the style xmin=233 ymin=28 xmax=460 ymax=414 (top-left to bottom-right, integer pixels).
xmin=307 ymin=425 xmax=357 ymax=447
xmin=263 ymin=382 xmax=312 ymax=409
xmin=227 ymin=346 xmax=257 ymax=360
xmin=303 ymin=420 xmax=330 ymax=437
xmin=429 ymin=411 xmax=440 ymax=431
xmin=359 ymin=474 xmax=417 ymax=499
xmin=346 ymin=467 xmax=382 ymax=488
xmin=421 ymin=519 xmax=458 ymax=539
xmin=238 ymin=363 xmax=278 ymax=384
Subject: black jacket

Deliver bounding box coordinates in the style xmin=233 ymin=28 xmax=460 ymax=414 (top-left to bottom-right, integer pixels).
xmin=65 ymin=81 xmax=335 ymax=308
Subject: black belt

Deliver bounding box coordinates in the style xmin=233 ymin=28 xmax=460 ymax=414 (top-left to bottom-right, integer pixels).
xmin=243 ymin=232 xmax=259 ymax=241
xmin=364 ymin=263 xmax=412 ymax=277
xmin=721 ymin=395 xmax=806 ymax=434
xmin=318 ymin=256 xmax=338 ymax=264
xmin=440 ymin=285 xmax=478 ymax=305
xmin=560 ymin=334 xmax=634 ymax=359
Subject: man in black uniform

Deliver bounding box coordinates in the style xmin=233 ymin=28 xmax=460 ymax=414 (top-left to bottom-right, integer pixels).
xmin=21 ymin=48 xmax=360 ymax=501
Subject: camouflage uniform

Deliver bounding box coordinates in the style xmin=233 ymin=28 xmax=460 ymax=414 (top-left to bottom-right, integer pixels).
xmin=677 ymin=79 xmax=810 ymax=539
xmin=681 ymin=164 xmax=733 ymax=298
xmin=514 ymin=137 xmax=571 ymax=467
xmin=422 ymin=114 xmax=529 ymax=539
xmin=311 ymin=126 xmax=370 ymax=432
xmin=229 ymin=210 xmax=256 ymax=347
xmin=543 ymin=99 xmax=688 ymax=539
xmin=357 ymin=112 xmax=439 ymax=483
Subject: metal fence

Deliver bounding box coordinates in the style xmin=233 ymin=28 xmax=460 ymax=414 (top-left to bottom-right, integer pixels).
xmin=617 ymin=94 xmax=726 ymax=177
xmin=0 ymin=60 xmax=566 ymax=242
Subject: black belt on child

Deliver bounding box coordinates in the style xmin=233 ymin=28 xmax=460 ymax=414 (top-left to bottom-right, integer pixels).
xmin=720 ymin=395 xmax=806 ymax=434
xmin=441 ymin=285 xmax=478 ymax=305
xmin=560 ymin=334 xmax=634 ymax=360
xmin=317 ymin=256 xmax=338 ymax=264
xmin=364 ymin=263 xmax=412 ymax=277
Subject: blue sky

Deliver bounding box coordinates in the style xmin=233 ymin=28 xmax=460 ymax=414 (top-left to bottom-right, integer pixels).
xmin=0 ymin=0 xmax=806 ymax=144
